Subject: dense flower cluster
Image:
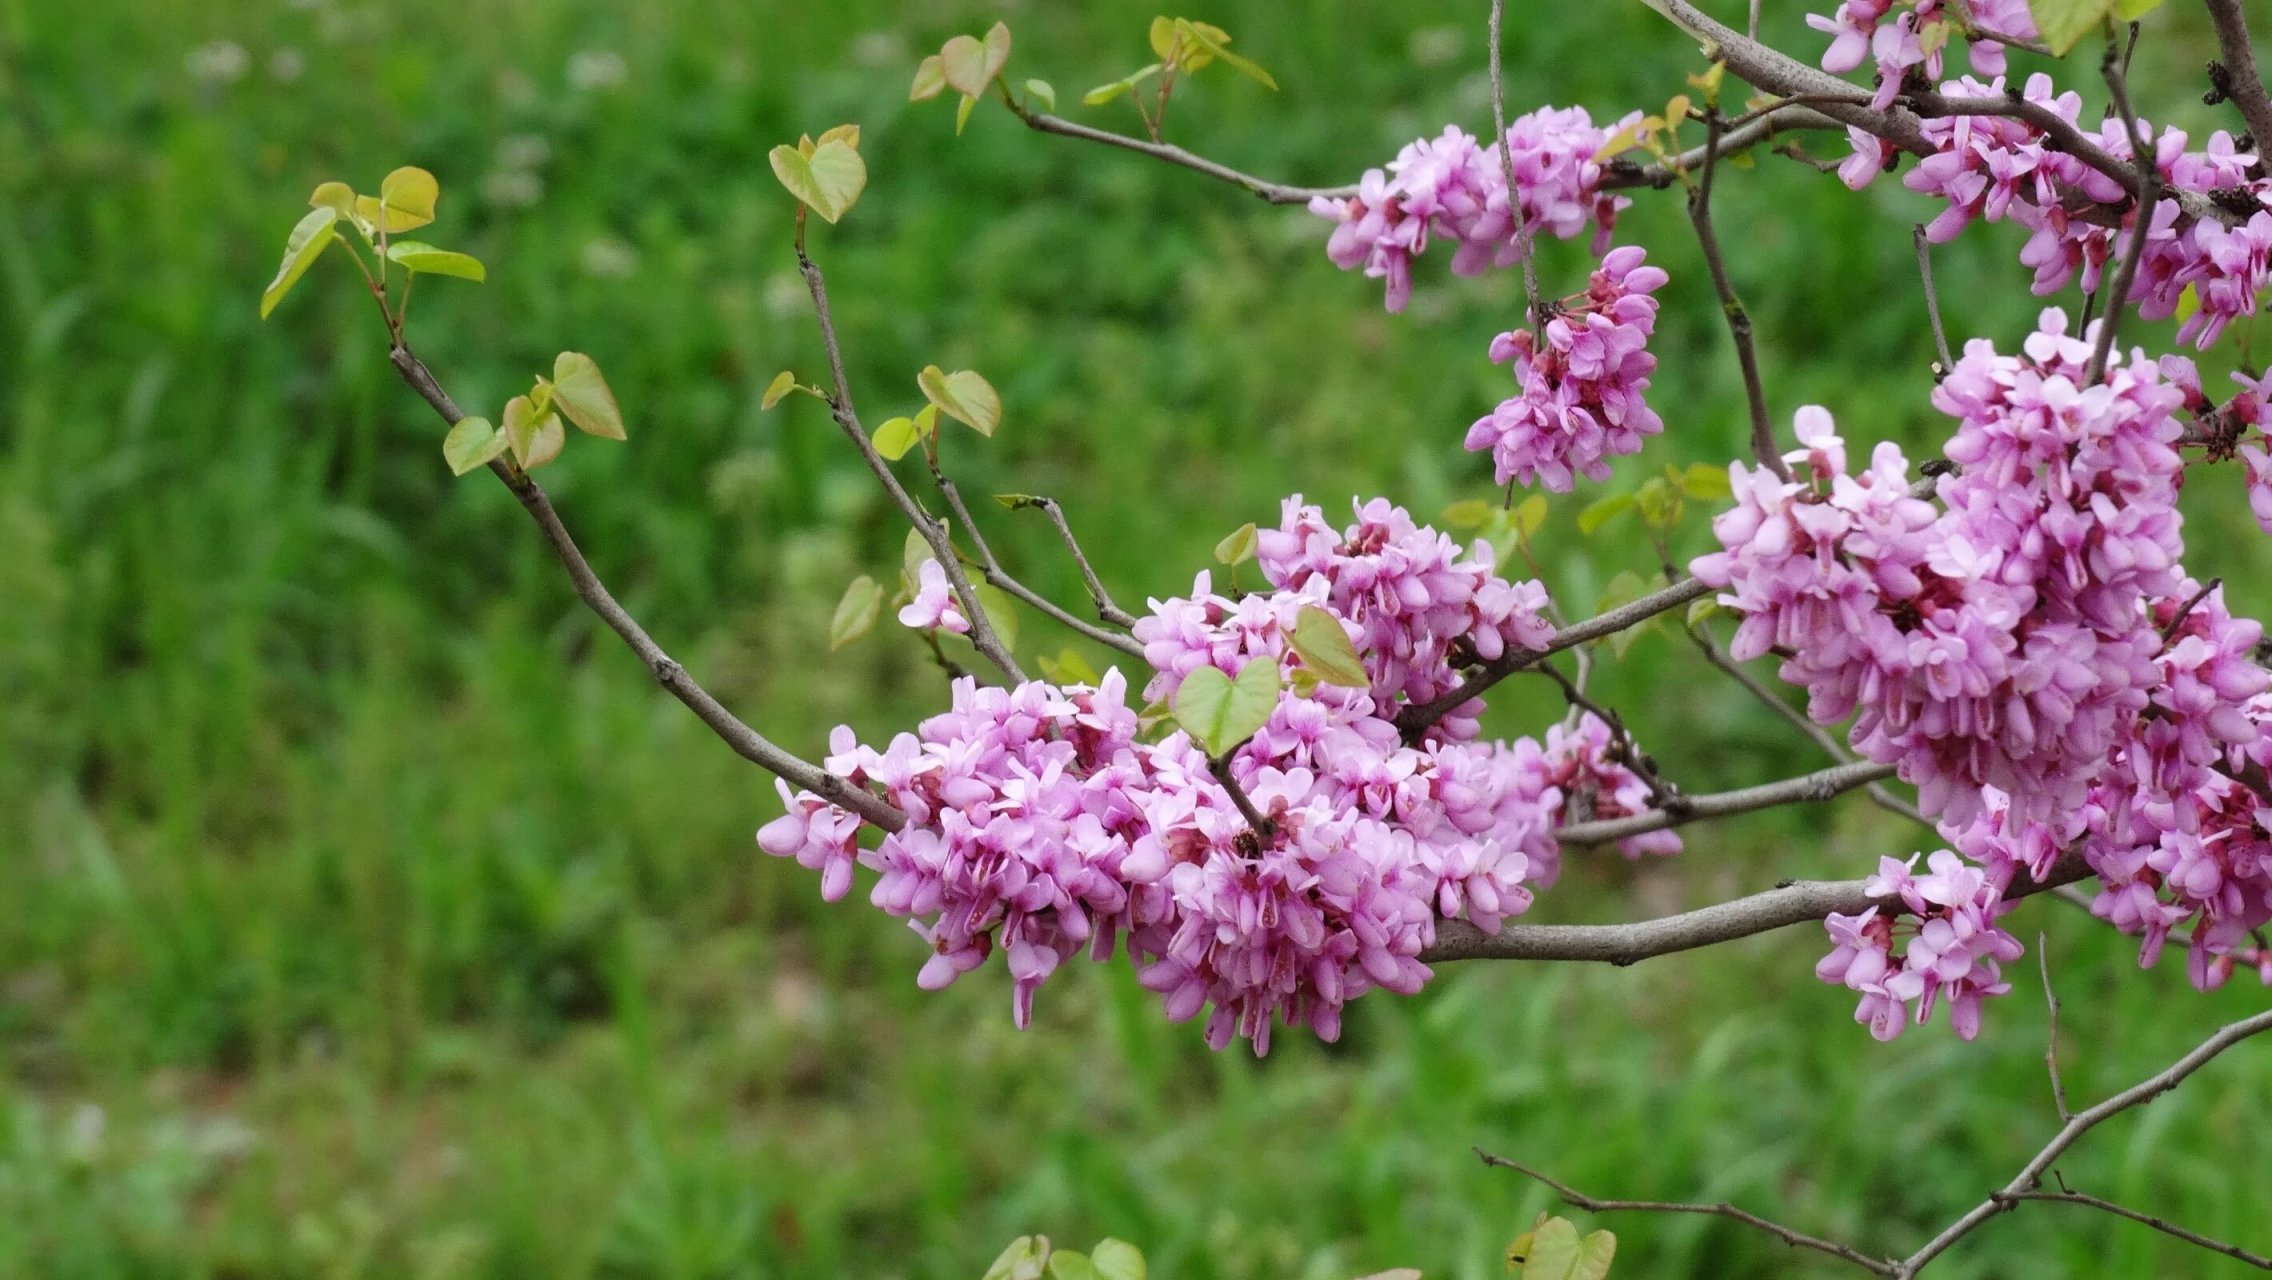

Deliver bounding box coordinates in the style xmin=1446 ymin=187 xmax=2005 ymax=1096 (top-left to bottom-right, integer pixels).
xmin=1699 ymin=310 xmax=2272 ymax=1030
xmin=1881 ymin=72 xmax=2272 ymax=348
xmin=760 ymin=498 xmax=1691 ymax=1053
xmin=1818 ymin=850 xmax=2023 ymax=1040
xmin=1807 ymin=0 xmax=2038 ymax=107
xmin=1465 ymin=246 xmax=1667 ymax=491
xmin=1309 ymin=106 xmax=1639 ymax=312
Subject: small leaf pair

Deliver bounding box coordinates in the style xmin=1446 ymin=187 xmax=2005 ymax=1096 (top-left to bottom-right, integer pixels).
xmin=770 ymin=124 xmax=867 ymax=224
xmin=911 ymin=22 xmax=1011 ymax=135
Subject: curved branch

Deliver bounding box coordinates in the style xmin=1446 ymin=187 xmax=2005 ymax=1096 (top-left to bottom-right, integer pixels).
xmin=1476 ymin=1150 xmax=1899 ymax=1275
xmin=1896 ymin=1006 xmax=2272 ymax=1276
xmin=1421 ymin=853 xmax=2090 ymax=965
xmin=386 ymin=346 xmax=906 ymax=831
xmin=2205 ymin=0 xmax=2272 ymax=153
xmin=1558 ymin=760 xmax=1894 ymax=848
xmin=1992 ymin=1189 xmax=2271 ymax=1270
xmin=933 ymin=478 xmax=1145 ymax=658
xmin=1016 ymin=108 xmax=1344 ymax=205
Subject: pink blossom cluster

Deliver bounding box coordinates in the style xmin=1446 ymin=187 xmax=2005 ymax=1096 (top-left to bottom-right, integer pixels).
xmin=1465 ymin=245 xmax=1668 ymax=491
xmin=1697 ymin=310 xmax=2186 ymax=832
xmin=1807 ymin=0 xmax=2038 ymax=108
xmin=1818 ymin=850 xmax=2024 ymax=1040
xmin=1309 ymin=106 xmax=1640 ymax=312
xmin=759 ymin=498 xmax=1683 ymax=1054
xmin=1890 ymin=73 xmax=2272 ymax=349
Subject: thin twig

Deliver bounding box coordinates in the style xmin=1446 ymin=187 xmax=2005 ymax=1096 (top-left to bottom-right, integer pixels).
xmin=1896 ymin=1007 xmax=2272 ymax=1276
xmin=1995 ymin=1189 xmax=2272 ymax=1270
xmin=2205 ymin=0 xmax=2272 ymax=151
xmin=1913 ymin=224 xmax=1955 ymax=375
xmin=1423 ymin=833 xmax=2092 ymax=970
xmin=1032 ymin=497 xmax=1138 ymax=629
xmin=1476 ymin=1150 xmax=1899 ymax=1275
xmin=1690 ymin=106 xmax=1787 ymax=478
xmin=1688 ymin=626 xmax=1929 ymax=827
xmin=386 ymin=346 xmax=905 ymax=832
xmin=794 ymin=245 xmax=1026 ymax=683
xmin=2085 ymin=33 xmax=2160 ymax=385
xmin=1554 ymin=760 xmax=1892 ymax=849
xmin=1209 ymin=750 xmax=1276 ymax=838
xmin=2039 ymin=934 xmax=2072 ymax=1123
xmin=1487 ymin=0 xmax=1548 ymax=333
xmin=933 ymin=478 xmax=1145 ymax=658
xmin=1532 ymin=661 xmax=1682 ymax=808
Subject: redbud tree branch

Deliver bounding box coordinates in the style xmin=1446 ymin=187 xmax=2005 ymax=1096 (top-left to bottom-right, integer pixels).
xmin=2205 ymin=0 xmax=2272 ymax=155
xmin=1421 ymin=850 xmax=2088 ymax=966
xmin=794 ymin=243 xmax=1027 ymax=684
xmin=1688 ymin=104 xmax=1789 ymax=479
xmin=384 ymin=345 xmax=905 ymax=832
xmin=1895 ymin=1006 xmax=2272 ymax=1276
xmin=1992 ymin=1189 xmax=2272 ymax=1270
xmin=933 ymin=477 xmax=1146 ymax=658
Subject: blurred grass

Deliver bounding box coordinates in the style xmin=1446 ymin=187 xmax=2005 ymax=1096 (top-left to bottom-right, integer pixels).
xmin=2 ymin=0 xmax=2269 ymax=1276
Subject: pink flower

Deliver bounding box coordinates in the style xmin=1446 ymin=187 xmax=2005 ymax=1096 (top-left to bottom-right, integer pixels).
xmin=898 ymin=558 xmax=970 ymax=634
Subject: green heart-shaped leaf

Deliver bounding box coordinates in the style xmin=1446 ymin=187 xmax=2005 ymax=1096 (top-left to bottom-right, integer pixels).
xmin=1570 ymin=1229 xmax=1616 ymax=1280
xmin=308 ymin=181 xmax=355 ymax=215
xmin=830 ymin=575 xmax=884 ymax=650
xmin=1024 ymin=79 xmax=1057 ymax=113
xmin=1172 ymin=659 xmax=1280 ymax=757
xmin=769 ymin=138 xmax=867 ymax=224
xmin=351 ymin=165 xmax=439 ymax=235
xmin=1088 ymin=1240 xmax=1145 ymax=1280
xmin=551 ymin=351 xmax=626 ymax=440
xmin=873 ymin=415 xmax=922 ymax=461
xmin=384 ymin=240 xmax=485 ymax=281
xmin=762 ymin=370 xmax=798 ymax=409
xmin=1214 ymin=522 xmax=1257 ymax=566
xmin=260 ymin=206 xmax=340 ymax=319
xmin=1520 ymin=1217 xmax=1582 ymax=1280
xmin=2027 ymin=0 xmax=2114 ymax=54
xmin=910 ymin=54 xmax=947 ymax=101
xmin=441 ymin=415 xmax=507 ymax=476
xmin=917 ymin=366 xmax=1000 ymax=436
xmin=1289 ymin=604 xmax=1368 ymax=688
xmin=1083 ymin=65 xmax=1160 ymax=106
xmin=504 ymin=394 xmax=564 ymax=470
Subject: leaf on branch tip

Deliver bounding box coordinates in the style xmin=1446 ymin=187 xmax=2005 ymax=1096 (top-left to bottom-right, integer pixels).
xmin=1024 ymin=79 xmax=1057 ymax=113
xmin=911 ymin=54 xmax=947 ymax=101
xmin=1214 ymin=521 xmax=1257 ymax=565
xmin=1083 ymin=64 xmax=1161 ymax=106
xmin=352 ymin=165 xmax=438 ymax=234
xmin=762 ymin=370 xmax=798 ymax=409
xmin=385 ymin=240 xmax=486 ymax=281
xmin=917 ymin=366 xmax=1001 ymax=436
xmin=1087 ymin=1239 xmax=1145 ymax=1280
xmin=830 ymin=575 xmax=884 ymax=649
xmin=504 ymin=394 xmax=565 ymax=470
xmin=873 ymin=416 xmax=923 ymax=461
xmin=441 ymin=415 xmax=507 ymax=476
xmin=769 ymin=138 xmax=867 ymax=223
xmin=940 ymin=34 xmax=992 ymax=98
xmin=1171 ymin=660 xmax=1280 ymax=758
xmin=2026 ymin=0 xmax=2116 ymax=55
xmin=259 ymin=206 xmax=339 ymax=319
xmin=1289 ymin=604 xmax=1368 ymax=688
xmin=551 ymin=352 xmax=626 ymax=439
xmin=308 ymin=181 xmax=355 ymax=214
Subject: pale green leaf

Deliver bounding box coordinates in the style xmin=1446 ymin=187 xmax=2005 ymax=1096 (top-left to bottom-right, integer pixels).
xmin=384 ymin=240 xmax=485 ymax=281
xmin=1680 ymin=461 xmax=1732 ymax=501
xmin=1089 ymin=1240 xmax=1145 ymax=1280
xmin=259 ymin=206 xmax=339 ymax=319
xmin=911 ymin=54 xmax=947 ymax=101
xmin=817 ymin=123 xmax=860 ymax=149
xmin=1171 ymin=660 xmax=1281 ymax=757
xmin=762 ymin=370 xmax=797 ymax=409
xmin=1577 ymin=492 xmax=1636 ymax=536
xmin=1046 ymin=1251 xmax=1095 ymax=1280
xmin=982 ymin=1237 xmax=1049 ymax=1280
xmin=1173 ymin=19 xmax=1276 ymax=88
xmin=956 ymin=92 xmax=979 ymax=135
xmin=873 ymin=415 xmax=922 ymax=461
xmin=504 ymin=394 xmax=565 ymax=470
xmin=1521 ymin=1217 xmax=1583 ymax=1280
xmin=551 ymin=351 xmax=626 ymax=439
xmin=1571 ymin=1230 xmax=1617 ymax=1280
xmin=351 ymin=165 xmax=438 ymax=234
xmin=2174 ymin=282 xmax=2200 ymax=325
xmin=441 ymin=415 xmax=507 ymax=476
xmin=1635 ymin=475 xmax=1682 ymax=528
xmin=2027 ymin=0 xmax=2115 ymax=54
xmin=1148 ymin=16 xmax=1179 ymax=61
xmin=830 ymin=575 xmax=884 ymax=650
xmin=975 ymin=581 xmax=1020 ymax=653
xmin=917 ymin=365 xmax=1001 ymax=435
xmin=1083 ymin=64 xmax=1161 ymax=105
xmin=1514 ymin=493 xmax=1550 ymax=537
xmin=940 ymin=33 xmax=991 ymax=97
xmin=1025 ymin=78 xmax=1058 ymax=113
xmin=1289 ymin=604 xmax=1368 ymax=688
xmin=1440 ymin=499 xmax=1492 ymax=529
xmin=1214 ymin=521 xmax=1258 ymax=565
xmin=769 ymin=138 xmax=867 ymax=223
xmin=981 ymin=21 xmax=1012 ymax=81
xmin=308 ymin=181 xmax=355 ymax=214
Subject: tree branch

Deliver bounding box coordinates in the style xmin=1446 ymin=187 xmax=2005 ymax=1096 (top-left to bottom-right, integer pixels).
xmin=1689 ymin=106 xmax=1788 ymax=478
xmin=386 ymin=345 xmax=905 ymax=832
xmin=2205 ymin=0 xmax=2272 ymax=153
xmin=1993 ymin=1188 xmax=2272 ymax=1270
xmin=1476 ymin=1150 xmax=1900 ymax=1275
xmin=1895 ymin=1006 xmax=2272 ymax=1276
xmin=1012 ymin=108 xmax=1343 ymax=205
xmin=1030 ymin=497 xmax=1138 ymax=629
xmin=1555 ymin=760 xmax=1893 ymax=849
xmin=933 ymin=478 xmax=1145 ymax=658
xmin=794 ymin=245 xmax=1027 ymax=683
xmin=2085 ymin=33 xmax=2160 ymax=385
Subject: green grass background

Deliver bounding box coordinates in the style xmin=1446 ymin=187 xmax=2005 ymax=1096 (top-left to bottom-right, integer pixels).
xmin=3 ymin=0 xmax=2269 ymax=1276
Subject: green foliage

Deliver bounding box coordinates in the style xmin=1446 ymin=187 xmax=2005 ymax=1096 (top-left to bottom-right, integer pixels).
xmin=384 ymin=240 xmax=487 ymax=281
xmin=441 ymin=414 xmax=508 ymax=476
xmin=919 ymin=366 xmax=1003 ymax=437
xmin=2027 ymin=0 xmax=2125 ymax=54
xmin=1289 ymin=603 xmax=1368 ymax=689
xmin=1509 ymin=1215 xmax=1616 ymax=1280
xmin=830 ymin=575 xmax=885 ymax=649
xmin=258 ymin=206 xmax=339 ymax=318
xmin=1213 ymin=521 xmax=1258 ymax=565
xmin=981 ymin=1235 xmax=1147 ymax=1280
xmin=551 ymin=352 xmax=627 ymax=440
xmin=503 ymin=393 xmax=565 ymax=470
xmin=769 ymin=130 xmax=868 ymax=224
xmin=1171 ymin=659 xmax=1279 ymax=756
